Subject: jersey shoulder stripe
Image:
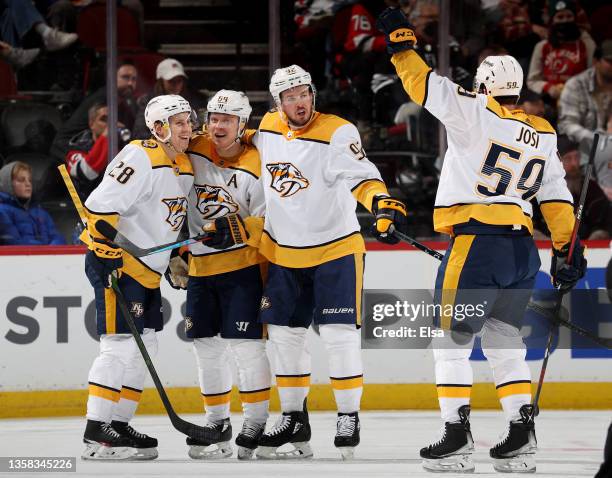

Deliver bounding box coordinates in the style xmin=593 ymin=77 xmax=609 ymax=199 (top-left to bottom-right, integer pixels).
xmin=187 ymin=134 xmax=212 ymax=157
xmin=230 ymin=145 xmax=261 ymax=179
xmin=128 ymin=139 xmax=194 ymax=174
xmin=485 ymin=97 xmax=556 ymax=134
xmin=259 ymin=111 xmax=351 ymax=144
xmin=188 ymin=135 xmax=261 ymax=179
xmin=298 ymin=113 xmax=351 ymax=144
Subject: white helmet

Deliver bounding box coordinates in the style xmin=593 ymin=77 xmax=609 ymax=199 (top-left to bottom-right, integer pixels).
xmin=269 ymin=64 xmax=316 ymax=107
xmin=474 ymin=55 xmax=523 ymax=98
xmin=144 ymin=94 xmax=194 ymax=143
xmin=206 ymin=89 xmax=252 ymax=138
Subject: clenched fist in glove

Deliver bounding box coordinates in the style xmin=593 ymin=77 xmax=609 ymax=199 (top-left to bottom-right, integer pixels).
xmin=376 ymin=7 xmax=417 ymax=54
xmin=551 ymin=241 xmax=587 ymax=292
xmin=88 ymin=238 xmax=123 ymax=288
xmin=204 ymin=213 xmax=249 ymax=250
xmin=372 ymin=196 xmax=408 ymax=245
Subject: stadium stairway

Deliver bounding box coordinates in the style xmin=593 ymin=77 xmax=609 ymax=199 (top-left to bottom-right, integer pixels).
xmin=146 ymin=0 xmax=272 ymax=121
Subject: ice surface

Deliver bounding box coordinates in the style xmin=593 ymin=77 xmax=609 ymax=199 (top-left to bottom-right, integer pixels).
xmin=0 ymin=410 xmax=607 ymax=477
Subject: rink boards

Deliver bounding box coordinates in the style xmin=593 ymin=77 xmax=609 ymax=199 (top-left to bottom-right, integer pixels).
xmin=0 ymin=242 xmax=610 ymax=418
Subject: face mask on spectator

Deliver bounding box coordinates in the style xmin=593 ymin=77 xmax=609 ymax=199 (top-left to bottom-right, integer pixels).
xmin=550 ymin=22 xmax=580 ymax=42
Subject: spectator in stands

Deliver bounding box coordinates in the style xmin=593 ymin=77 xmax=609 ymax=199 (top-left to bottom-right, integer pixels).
xmin=51 ymin=59 xmax=139 ymax=161
xmin=484 ymin=0 xmax=542 ymax=71
xmin=0 ymin=0 xmax=77 ymax=68
xmin=3 ymin=119 xmax=57 ymax=157
xmin=132 ymin=58 xmax=206 ymax=139
xmin=594 ymin=111 xmax=612 ymax=200
xmin=0 ymin=40 xmax=39 ymax=70
xmin=527 ymin=0 xmax=595 ymax=102
xmin=517 ymin=88 xmax=545 ymax=117
xmin=558 ymin=40 xmax=612 ymax=163
xmin=329 ymin=1 xmax=386 ymax=129
xmin=0 ymin=161 xmax=65 ymax=245
xmin=47 ymin=0 xmax=144 ymax=39
xmin=64 ymin=103 xmax=117 ymax=199
xmin=557 ymin=135 xmax=610 ymax=240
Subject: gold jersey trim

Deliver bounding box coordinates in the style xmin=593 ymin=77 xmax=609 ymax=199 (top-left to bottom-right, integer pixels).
xmin=485 ymin=97 xmax=556 ymax=134
xmin=259 ymin=111 xmax=351 ymax=144
xmin=188 ymin=244 xmax=265 ymax=277
xmin=128 ymin=139 xmax=194 ymax=175
xmin=122 ymin=253 xmax=162 ymax=288
xmin=351 ymin=179 xmax=388 ymax=212
xmin=540 ymin=201 xmax=575 ymax=250
xmin=433 ymin=203 xmax=534 ymax=236
xmin=259 ymin=230 xmax=366 ymax=268
xmin=187 ymin=133 xmax=261 ymax=179
xmin=390 ymin=50 xmax=432 ymax=107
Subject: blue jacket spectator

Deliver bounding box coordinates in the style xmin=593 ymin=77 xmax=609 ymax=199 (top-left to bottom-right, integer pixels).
xmin=0 ymin=161 xmax=65 ymax=245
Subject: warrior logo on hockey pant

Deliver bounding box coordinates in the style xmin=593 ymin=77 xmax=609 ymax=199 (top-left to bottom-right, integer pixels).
xmin=266 ymin=163 xmax=310 ymax=198
xmin=130 ymin=302 xmax=144 ymax=318
xmin=161 ymin=197 xmax=188 ymax=231
xmin=236 ymin=322 xmax=249 ymax=332
xmin=194 ymin=184 xmax=239 ymax=219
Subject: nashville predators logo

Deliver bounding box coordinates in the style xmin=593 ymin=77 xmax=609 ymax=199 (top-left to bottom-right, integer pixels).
xmin=194 ymin=184 xmax=239 ymax=219
xmin=161 ymin=196 xmax=188 ymax=231
xmin=266 ymin=162 xmax=310 ymax=197
xmin=390 ymin=28 xmax=416 ymax=43
xmin=130 ymin=302 xmax=144 ymax=318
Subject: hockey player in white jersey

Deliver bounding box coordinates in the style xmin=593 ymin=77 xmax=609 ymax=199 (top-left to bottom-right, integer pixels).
xmin=378 ymin=7 xmax=586 ymax=474
xmin=81 ymin=95 xmax=195 ymax=460
xmin=229 ymin=65 xmax=408 ymax=460
xmin=169 ymin=90 xmax=271 ymax=460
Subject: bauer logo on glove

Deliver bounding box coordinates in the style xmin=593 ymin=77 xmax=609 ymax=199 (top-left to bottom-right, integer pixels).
xmin=204 ymin=213 xmax=249 ymax=250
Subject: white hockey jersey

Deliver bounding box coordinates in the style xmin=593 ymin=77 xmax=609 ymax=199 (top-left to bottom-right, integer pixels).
xmin=84 ymin=139 xmax=194 ymax=287
xmin=391 ymin=50 xmax=575 ymax=249
xmin=186 ymin=133 xmax=266 ymax=276
xmin=251 ymin=111 xmax=389 ymax=268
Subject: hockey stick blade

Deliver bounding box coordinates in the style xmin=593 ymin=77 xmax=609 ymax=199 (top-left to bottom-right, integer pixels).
xmin=95 ymin=219 xmax=209 ymax=257
xmin=109 ymin=274 xmax=221 ymax=442
xmin=527 ymin=299 xmax=612 ymax=350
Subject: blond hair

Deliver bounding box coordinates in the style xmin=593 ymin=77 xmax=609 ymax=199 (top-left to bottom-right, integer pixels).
xmin=11 ymin=161 xmax=32 ymax=180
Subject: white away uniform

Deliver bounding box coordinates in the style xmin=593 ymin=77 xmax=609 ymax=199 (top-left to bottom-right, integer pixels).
xmin=184 ymin=133 xmax=271 ymax=455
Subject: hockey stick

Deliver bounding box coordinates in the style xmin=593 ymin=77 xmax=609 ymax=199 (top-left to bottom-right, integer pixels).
xmin=95 ymin=219 xmax=211 ymax=257
xmin=58 ymin=166 xmax=219 ymax=442
xmin=393 ymin=224 xmax=609 ymax=348
xmin=531 ymin=133 xmax=600 ymax=420
xmin=526 ymin=301 xmax=612 ymax=350
xmin=58 ymin=165 xmax=88 ymax=224
xmin=392 ymin=229 xmax=445 ymax=260
xmin=108 ymin=274 xmax=218 ymax=442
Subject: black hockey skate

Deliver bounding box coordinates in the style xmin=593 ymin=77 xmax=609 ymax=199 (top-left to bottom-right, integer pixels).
xmin=235 ymin=420 xmax=266 ymax=460
xmin=334 ymin=412 xmax=360 ymax=460
xmin=187 ymin=417 xmax=232 ymax=459
xmin=420 ymin=405 xmax=475 ymax=473
xmin=256 ymin=411 xmax=313 ymax=459
xmin=490 ymin=404 xmax=537 ymax=473
xmin=81 ymin=420 xmax=134 ymax=460
xmin=111 ymin=420 xmax=158 ymax=460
